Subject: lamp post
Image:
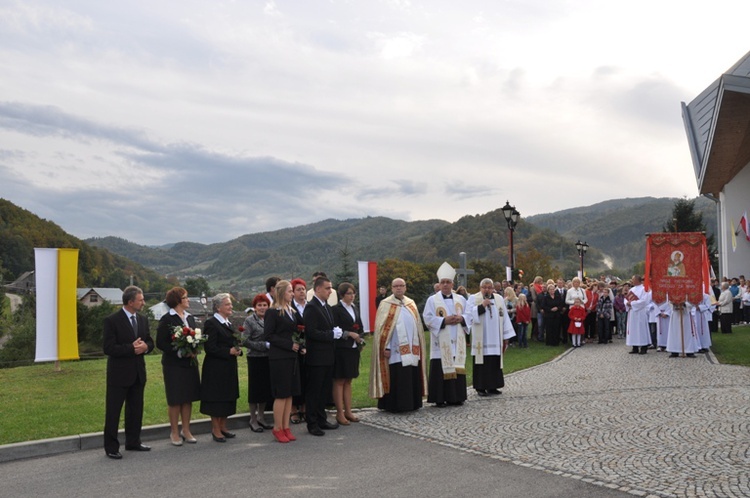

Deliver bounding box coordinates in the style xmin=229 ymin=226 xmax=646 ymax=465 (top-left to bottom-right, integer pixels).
xmin=575 ymin=240 xmax=589 ymax=280
xmin=501 ymin=201 xmax=520 ymax=283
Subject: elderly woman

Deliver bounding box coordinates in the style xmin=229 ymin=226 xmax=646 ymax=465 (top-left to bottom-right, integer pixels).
xmin=156 ymin=287 xmax=201 ymax=446
xmin=565 ymin=277 xmax=587 ymax=307
xmin=542 ymin=283 xmax=564 ymax=346
xmin=331 ymin=282 xmax=365 ymax=425
xmin=265 ymin=280 xmax=305 ymax=443
xmin=200 ymin=293 xmax=242 ymax=443
xmin=242 ymin=294 xmax=273 ymax=433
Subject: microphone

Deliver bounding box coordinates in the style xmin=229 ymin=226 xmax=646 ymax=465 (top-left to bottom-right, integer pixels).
xmin=484 ymin=293 xmax=493 ymax=318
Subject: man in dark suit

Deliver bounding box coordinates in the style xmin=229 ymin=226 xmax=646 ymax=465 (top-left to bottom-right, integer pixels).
xmin=103 ymin=285 xmax=154 ymax=459
xmin=303 ymin=276 xmax=343 ymax=436
xmin=556 ymin=279 xmax=568 ymax=345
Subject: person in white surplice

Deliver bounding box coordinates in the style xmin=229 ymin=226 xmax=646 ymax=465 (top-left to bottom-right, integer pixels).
xmin=466 ymin=278 xmax=516 ymax=396
xmin=625 ymin=275 xmax=652 ymax=355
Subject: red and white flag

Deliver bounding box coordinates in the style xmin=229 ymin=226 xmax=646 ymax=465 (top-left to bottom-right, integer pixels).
xmin=357 ymin=261 xmax=378 ymax=333
xmin=740 ymin=211 xmax=750 ymax=242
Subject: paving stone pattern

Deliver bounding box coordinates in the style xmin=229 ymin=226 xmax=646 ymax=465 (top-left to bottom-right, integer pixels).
xmin=360 ymin=339 xmax=750 ymax=498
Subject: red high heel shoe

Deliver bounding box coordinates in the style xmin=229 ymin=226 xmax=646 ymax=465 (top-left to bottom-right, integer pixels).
xmin=272 ymin=428 xmax=289 ymax=443
xmin=284 ymin=428 xmax=296 ymax=441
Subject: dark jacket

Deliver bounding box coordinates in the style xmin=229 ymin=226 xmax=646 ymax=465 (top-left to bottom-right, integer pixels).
xmin=157 ymin=311 xmax=198 ymax=368
xmin=103 ymin=309 xmax=154 ymax=387
xmin=200 ymin=316 xmax=239 ymax=403
xmin=303 ymin=297 xmax=336 ymax=367
xmin=332 ymin=302 xmax=364 ymax=349
xmin=265 ymin=307 xmax=303 ymax=361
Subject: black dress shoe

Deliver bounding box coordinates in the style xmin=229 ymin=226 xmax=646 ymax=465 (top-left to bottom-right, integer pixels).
xmin=212 ymin=434 xmax=226 ymax=443
xmin=106 ymin=451 xmax=122 ymax=459
xmin=434 ymin=402 xmax=447 ymax=408
xmin=125 ymin=444 xmax=151 ymax=451
xmin=487 ymin=389 xmax=501 ymax=395
xmin=476 ymin=390 xmax=488 ymax=397
xmin=249 ymin=422 xmax=264 ymax=433
xmin=258 ymin=421 xmax=273 ymax=430
xmin=320 ymin=421 xmax=339 ymax=430
xmin=220 ymin=430 xmax=236 ymax=439
xmin=308 ymin=427 xmax=325 ymax=436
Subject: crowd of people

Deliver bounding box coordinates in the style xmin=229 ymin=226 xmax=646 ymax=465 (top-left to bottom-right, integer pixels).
xmin=101 ymin=271 xmax=748 ymax=458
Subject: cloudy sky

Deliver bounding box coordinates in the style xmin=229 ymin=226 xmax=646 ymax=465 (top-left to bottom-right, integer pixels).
xmin=1 ymin=1 xmax=748 ymax=245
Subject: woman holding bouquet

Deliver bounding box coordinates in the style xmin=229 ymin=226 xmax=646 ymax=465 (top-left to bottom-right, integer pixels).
xmin=200 ymin=293 xmax=242 ymax=443
xmin=265 ymin=280 xmax=304 ymax=443
xmin=156 ymin=287 xmax=201 ymax=446
xmin=241 ymin=294 xmax=273 ymax=432
xmin=331 ymin=282 xmax=365 ymax=425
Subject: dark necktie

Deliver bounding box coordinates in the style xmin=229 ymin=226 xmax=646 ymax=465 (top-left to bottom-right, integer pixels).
xmin=130 ymin=315 xmax=138 ymax=339
xmin=324 ymin=303 xmax=333 ymax=324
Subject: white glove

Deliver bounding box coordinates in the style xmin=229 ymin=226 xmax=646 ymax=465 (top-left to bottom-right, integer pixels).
xmin=332 ymin=326 xmax=343 ymax=339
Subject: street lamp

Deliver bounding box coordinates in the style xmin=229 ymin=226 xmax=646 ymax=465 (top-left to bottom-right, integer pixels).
xmin=502 ymin=201 xmax=520 ymax=282
xmin=575 ymin=240 xmax=589 ymax=279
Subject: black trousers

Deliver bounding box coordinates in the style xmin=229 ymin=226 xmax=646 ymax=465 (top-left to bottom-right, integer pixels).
xmin=104 ymin=380 xmax=145 ymax=453
xmin=305 ymin=364 xmax=333 ymax=429
xmin=720 ymin=313 xmax=733 ymax=334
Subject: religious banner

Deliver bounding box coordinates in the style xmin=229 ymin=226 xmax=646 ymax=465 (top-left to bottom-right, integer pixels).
xmin=34 ymin=248 xmax=80 ymax=362
xmin=357 ymin=261 xmax=378 ymax=333
xmin=644 ymin=232 xmax=709 ymax=305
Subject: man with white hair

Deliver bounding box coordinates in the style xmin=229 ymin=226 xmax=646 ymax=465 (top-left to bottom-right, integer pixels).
xmin=423 ymin=262 xmax=468 ymax=407
xmin=466 ymin=278 xmax=516 ymax=396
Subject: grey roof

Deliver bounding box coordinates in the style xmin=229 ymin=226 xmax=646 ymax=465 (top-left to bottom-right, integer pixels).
xmin=77 ymin=287 xmax=124 ymax=303
xmin=682 ymin=50 xmax=750 ymax=195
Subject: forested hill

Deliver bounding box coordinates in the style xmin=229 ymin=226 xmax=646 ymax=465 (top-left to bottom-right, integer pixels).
xmin=87 ymin=217 xmax=452 ymax=290
xmin=0 ymin=199 xmax=171 ymax=293
xmin=525 ymin=197 xmax=716 ymax=269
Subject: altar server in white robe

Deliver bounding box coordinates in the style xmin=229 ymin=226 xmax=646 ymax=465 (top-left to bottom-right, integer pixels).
xmin=625 ymin=275 xmax=652 ymax=355
xmin=667 ymin=301 xmax=699 ymax=357
xmin=466 ymin=278 xmax=516 ymax=396
xmin=693 ymin=293 xmax=713 ymax=353
xmin=655 ymin=300 xmax=672 ymax=352
xmin=423 ymin=262 xmax=468 ymax=407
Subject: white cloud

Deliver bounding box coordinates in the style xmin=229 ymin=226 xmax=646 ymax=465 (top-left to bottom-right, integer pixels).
xmin=2 ymin=0 xmax=748 ymax=245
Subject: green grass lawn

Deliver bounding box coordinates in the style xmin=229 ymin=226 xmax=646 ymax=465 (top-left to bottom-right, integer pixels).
xmin=2 ymin=327 xmax=744 ymax=446
xmin=709 ymin=323 xmax=750 ymax=366
xmin=0 ymin=334 xmax=568 ymax=445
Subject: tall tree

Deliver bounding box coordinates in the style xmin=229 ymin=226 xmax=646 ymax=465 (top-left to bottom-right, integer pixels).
xmin=663 ymin=198 xmax=718 ymax=269
xmin=335 ymin=239 xmax=356 ymax=287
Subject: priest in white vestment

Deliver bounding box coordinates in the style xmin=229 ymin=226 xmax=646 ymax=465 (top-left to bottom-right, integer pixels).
xmin=667 ymin=301 xmax=699 ymax=357
xmin=466 ymin=278 xmax=516 ymax=396
xmin=423 ymin=262 xmax=468 ymax=407
xmin=625 ymin=275 xmax=652 ymax=354
xmin=369 ymin=278 xmax=426 ymax=412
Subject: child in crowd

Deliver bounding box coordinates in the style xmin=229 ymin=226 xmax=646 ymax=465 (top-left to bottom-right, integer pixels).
xmin=568 ymin=298 xmax=586 ymax=348
xmin=515 ymin=293 xmax=531 ymax=348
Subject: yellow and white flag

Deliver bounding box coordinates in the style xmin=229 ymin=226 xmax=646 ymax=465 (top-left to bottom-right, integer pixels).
xmin=731 ymin=218 xmax=737 ymax=252
xmin=34 ymin=248 xmax=79 ymax=362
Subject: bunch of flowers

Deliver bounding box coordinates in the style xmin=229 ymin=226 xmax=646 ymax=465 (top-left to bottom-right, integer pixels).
xmin=171 ymin=325 xmax=208 ymax=366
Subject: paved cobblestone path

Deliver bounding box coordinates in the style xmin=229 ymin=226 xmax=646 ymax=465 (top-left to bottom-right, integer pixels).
xmin=360 ymin=339 xmax=750 ymax=498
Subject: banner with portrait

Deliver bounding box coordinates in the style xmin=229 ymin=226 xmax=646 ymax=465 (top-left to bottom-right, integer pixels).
xmin=644 ymin=232 xmax=709 ymax=305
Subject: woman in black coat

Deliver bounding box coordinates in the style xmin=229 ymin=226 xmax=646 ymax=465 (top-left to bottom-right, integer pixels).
xmin=331 ymin=282 xmax=365 ymax=425
xmin=265 ymin=280 xmax=305 ymax=443
xmin=156 ymin=287 xmax=201 ymax=446
xmin=542 ymin=284 xmax=564 ymax=346
xmin=200 ymin=293 xmax=242 ymax=443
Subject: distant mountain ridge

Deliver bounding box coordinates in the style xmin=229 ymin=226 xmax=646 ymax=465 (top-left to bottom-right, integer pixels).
xmin=85 ymin=196 xmax=717 ymax=291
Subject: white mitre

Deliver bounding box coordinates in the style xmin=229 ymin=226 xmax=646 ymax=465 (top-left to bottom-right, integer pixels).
xmin=437 ymin=261 xmax=456 ymax=281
